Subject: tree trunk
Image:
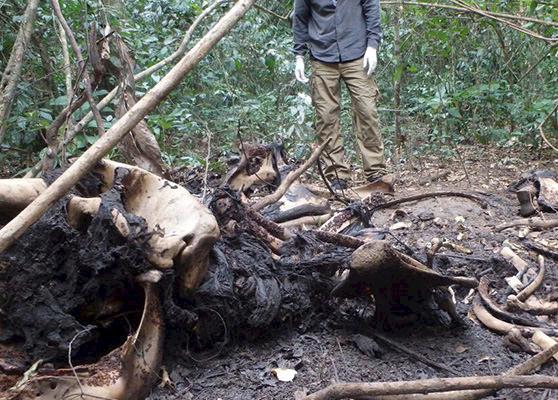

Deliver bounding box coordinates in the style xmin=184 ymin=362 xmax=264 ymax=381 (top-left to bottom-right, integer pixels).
xmin=0 ymin=0 xmax=258 ymax=255
xmin=0 ymin=0 xmax=41 ymax=144
xmin=394 ymin=0 xmax=404 ymax=158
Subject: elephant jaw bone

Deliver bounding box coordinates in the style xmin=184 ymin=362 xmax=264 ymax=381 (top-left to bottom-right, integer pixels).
xmin=4 ymin=271 xmax=164 ymax=400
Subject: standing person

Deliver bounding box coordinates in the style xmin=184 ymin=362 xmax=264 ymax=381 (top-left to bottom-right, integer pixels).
xmin=293 ymin=0 xmax=389 ymax=190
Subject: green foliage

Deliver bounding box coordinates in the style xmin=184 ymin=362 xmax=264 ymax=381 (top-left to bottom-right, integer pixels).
xmin=0 ymin=0 xmax=557 ymax=173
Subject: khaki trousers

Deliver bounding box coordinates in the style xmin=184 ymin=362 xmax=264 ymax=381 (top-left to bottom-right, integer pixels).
xmin=310 ymin=57 xmax=386 ymax=181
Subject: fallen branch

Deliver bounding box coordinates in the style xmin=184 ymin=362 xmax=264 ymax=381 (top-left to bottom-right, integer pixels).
xmin=314 ymin=230 xmax=365 ymax=249
xmin=279 ymin=213 xmax=331 ymax=229
xmin=303 ymin=375 xmax=558 ymax=400
xmin=0 ymin=0 xmax=258 ymax=255
xmin=478 ymin=277 xmax=545 ymax=327
xmin=251 ymin=140 xmax=329 ymax=212
xmin=368 ymin=342 xmax=558 ymax=400
xmin=496 ymin=217 xmax=558 ymax=232
xmin=373 ymin=191 xmax=488 ymax=212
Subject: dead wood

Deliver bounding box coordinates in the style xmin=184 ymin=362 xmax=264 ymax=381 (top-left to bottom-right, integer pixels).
xmin=279 ymin=213 xmax=331 ymax=229
xmin=372 ymin=191 xmax=489 ymax=212
xmin=314 ymin=231 xmax=365 ymax=249
xmin=0 ymin=0 xmax=40 ymax=144
xmin=478 ymin=277 xmax=545 ymax=327
xmin=51 ymin=0 xmax=105 ymax=137
xmin=496 ymin=217 xmax=558 ymax=232
xmin=251 ymin=141 xmax=329 ymax=212
xmin=245 ymin=207 xmax=290 ymax=240
xmin=303 ymin=375 xmax=558 ymax=400
xmin=473 ymin=296 xmax=558 ymax=336
xmin=366 ymin=342 xmax=558 ymax=400
xmin=269 ymin=203 xmax=331 ymax=224
xmin=0 ymin=0 xmax=257 ymax=255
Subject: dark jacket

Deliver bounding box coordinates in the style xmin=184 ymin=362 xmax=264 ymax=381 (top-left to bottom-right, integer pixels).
xmin=292 ymin=0 xmax=382 ymax=63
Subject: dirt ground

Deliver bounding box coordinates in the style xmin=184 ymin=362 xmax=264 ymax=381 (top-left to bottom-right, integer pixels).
xmin=144 ymin=146 xmax=558 ymax=400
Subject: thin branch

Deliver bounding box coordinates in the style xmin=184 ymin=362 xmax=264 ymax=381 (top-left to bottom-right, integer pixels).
xmin=380 ymin=1 xmax=558 ymax=28
xmin=254 ymin=4 xmax=289 ymax=21
xmin=250 ymin=140 xmax=330 ymax=212
xmin=451 ymin=0 xmax=557 ymax=43
xmin=50 ymin=0 xmax=105 ymax=136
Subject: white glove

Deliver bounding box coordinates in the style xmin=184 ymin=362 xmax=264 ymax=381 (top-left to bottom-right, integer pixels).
xmin=363 ymin=47 xmax=378 ymax=76
xmin=294 ymin=55 xmax=309 ymax=84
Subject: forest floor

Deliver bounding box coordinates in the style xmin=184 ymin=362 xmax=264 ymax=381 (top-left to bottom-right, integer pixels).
xmin=144 ymin=145 xmax=558 ymax=400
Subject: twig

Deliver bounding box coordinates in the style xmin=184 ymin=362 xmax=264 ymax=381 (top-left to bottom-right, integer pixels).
xmin=522 ymin=239 xmax=558 ymax=261
xmin=68 ymin=326 xmax=95 ymax=398
xmin=51 ymin=0 xmax=105 ymax=137
xmin=380 ymin=1 xmax=558 ymax=28
xmin=373 ymin=191 xmax=488 ymax=212
xmin=251 ymin=140 xmax=329 ymax=212
xmin=303 ymin=374 xmax=558 ymax=400
xmin=451 ymin=0 xmax=558 ymax=43
xmin=254 ymin=4 xmax=289 ymax=21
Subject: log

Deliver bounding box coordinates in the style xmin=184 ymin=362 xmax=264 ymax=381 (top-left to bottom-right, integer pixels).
xmin=303 ymin=375 xmax=558 ymax=400
xmin=250 ymin=140 xmax=329 ymax=212
xmin=0 ymin=0 xmax=257 ymax=255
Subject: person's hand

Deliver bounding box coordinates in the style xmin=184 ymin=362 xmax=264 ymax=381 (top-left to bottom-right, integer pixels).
xmin=363 ymin=47 xmax=377 ymax=76
xmin=295 ymin=55 xmax=309 ymax=83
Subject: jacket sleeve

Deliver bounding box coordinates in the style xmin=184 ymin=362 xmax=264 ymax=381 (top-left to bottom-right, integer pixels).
xmin=361 ymin=0 xmax=382 ymax=50
xmin=292 ymin=0 xmax=311 ymax=55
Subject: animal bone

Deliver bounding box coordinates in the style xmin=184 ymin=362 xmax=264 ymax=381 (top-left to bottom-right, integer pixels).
xmin=2 ymin=271 xmax=164 ymax=400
